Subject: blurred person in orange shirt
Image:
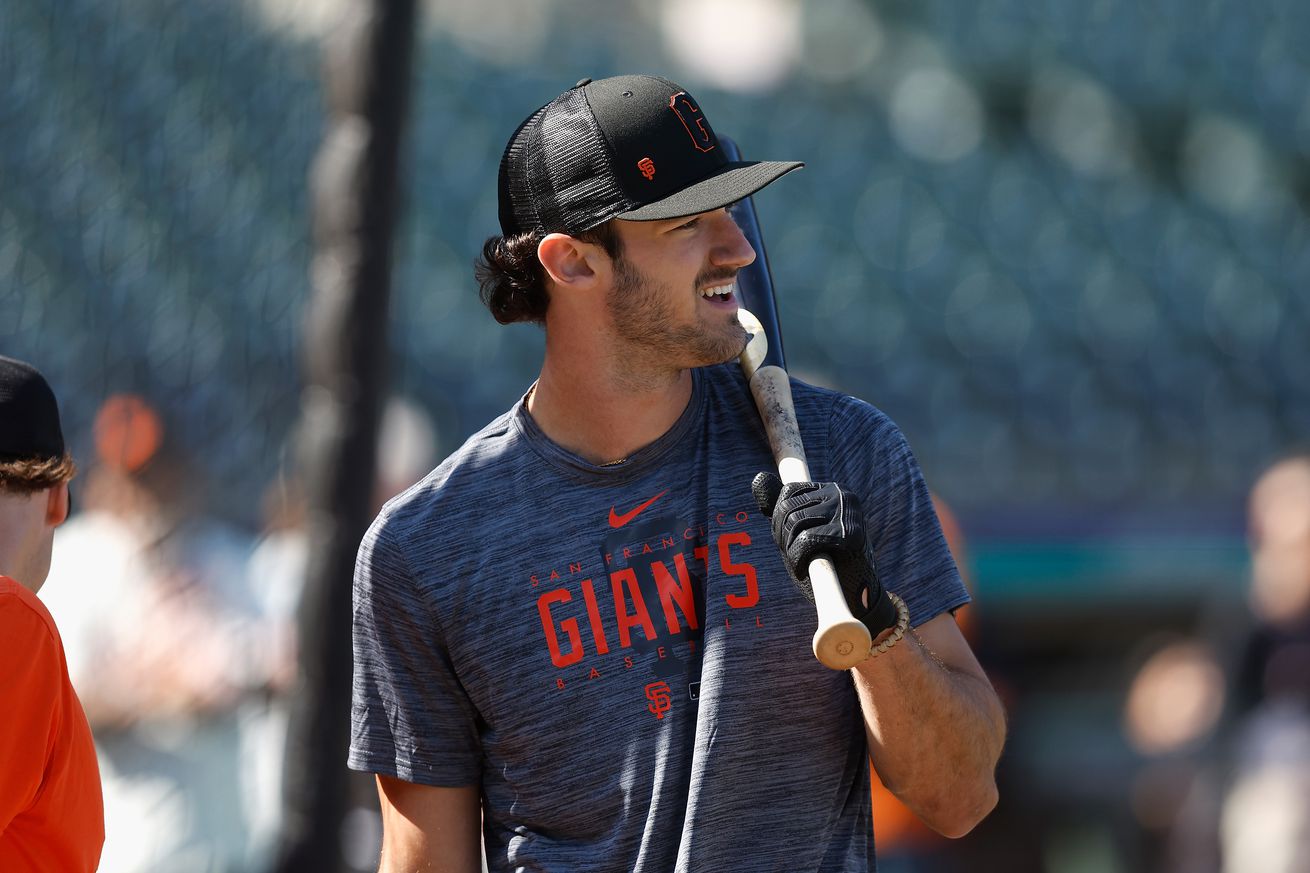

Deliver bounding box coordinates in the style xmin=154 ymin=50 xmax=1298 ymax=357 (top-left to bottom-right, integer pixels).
xmin=0 ymin=355 xmax=104 ymax=872
xmin=40 ymin=394 xmax=273 ymax=872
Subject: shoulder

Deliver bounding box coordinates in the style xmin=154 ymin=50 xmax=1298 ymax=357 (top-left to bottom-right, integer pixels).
xmin=366 ymin=407 xmax=522 ymax=552
xmin=0 ymin=577 xmax=62 ymax=662
xmin=699 ymin=363 xmax=890 ymax=424
xmin=697 ymin=364 xmax=909 ymax=465
xmin=786 ymin=377 xmax=902 ymax=445
xmin=779 ymin=380 xmax=926 ymax=494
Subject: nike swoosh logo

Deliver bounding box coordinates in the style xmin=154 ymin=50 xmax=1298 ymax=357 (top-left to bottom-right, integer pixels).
xmin=609 ymin=490 xmax=669 ymax=528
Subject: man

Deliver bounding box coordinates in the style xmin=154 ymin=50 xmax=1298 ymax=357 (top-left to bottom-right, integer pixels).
xmin=0 ymin=355 xmax=104 ymax=872
xmin=349 ymin=75 xmax=1006 ymax=871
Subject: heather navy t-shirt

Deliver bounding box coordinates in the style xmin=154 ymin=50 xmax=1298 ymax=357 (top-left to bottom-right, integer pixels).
xmin=349 ymin=363 xmax=969 ymax=872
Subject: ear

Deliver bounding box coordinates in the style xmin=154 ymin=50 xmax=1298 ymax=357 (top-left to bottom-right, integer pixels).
xmin=537 ymin=233 xmax=604 ymax=289
xmin=45 ymin=482 xmax=69 ymax=527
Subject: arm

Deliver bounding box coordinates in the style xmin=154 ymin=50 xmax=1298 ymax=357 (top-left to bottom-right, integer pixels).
xmin=353 ymin=521 xmax=487 ymax=870
xmin=853 ymin=611 xmax=1005 ymax=838
xmin=376 ymin=775 xmax=482 ymax=873
xmin=753 ymin=472 xmax=1005 ymax=837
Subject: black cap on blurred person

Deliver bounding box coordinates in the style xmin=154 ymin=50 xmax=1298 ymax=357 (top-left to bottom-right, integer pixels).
xmin=0 ymin=355 xmax=65 ymax=462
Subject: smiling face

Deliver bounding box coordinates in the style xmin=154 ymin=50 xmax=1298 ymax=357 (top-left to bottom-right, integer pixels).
xmin=604 ymin=208 xmax=757 ymax=372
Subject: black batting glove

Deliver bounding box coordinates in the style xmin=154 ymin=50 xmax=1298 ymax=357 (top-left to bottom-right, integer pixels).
xmin=752 ymin=471 xmax=899 ymax=637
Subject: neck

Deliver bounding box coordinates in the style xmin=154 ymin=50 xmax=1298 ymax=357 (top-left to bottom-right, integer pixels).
xmin=0 ymin=493 xmax=50 ymax=594
xmin=528 ymin=344 xmax=694 ymax=466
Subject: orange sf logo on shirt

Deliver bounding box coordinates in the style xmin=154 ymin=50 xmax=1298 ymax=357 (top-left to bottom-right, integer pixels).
xmin=645 ymin=681 xmax=672 ymax=719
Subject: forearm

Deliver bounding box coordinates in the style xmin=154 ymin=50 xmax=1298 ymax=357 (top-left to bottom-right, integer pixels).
xmin=852 ymin=616 xmax=1005 ymax=838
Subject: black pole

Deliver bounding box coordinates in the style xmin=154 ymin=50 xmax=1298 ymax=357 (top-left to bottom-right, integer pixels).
xmin=274 ymin=2 xmax=416 ymax=871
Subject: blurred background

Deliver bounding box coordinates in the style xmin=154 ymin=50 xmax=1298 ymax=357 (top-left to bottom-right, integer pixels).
xmin=3 ymin=0 xmax=1309 ymax=870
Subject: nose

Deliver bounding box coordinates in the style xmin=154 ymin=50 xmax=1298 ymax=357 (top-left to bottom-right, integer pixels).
xmin=710 ymin=208 xmax=756 ymax=270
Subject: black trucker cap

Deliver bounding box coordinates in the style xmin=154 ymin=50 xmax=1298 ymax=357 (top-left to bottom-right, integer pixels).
xmin=497 ymin=74 xmax=803 ymax=237
xmin=0 ymin=355 xmax=65 ymax=461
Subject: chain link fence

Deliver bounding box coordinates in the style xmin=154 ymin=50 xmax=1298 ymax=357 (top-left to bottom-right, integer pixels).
xmin=3 ymin=0 xmax=1308 ymax=528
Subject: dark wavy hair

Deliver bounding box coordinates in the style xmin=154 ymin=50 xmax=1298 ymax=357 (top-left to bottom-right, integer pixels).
xmin=475 ymin=221 xmax=623 ymax=325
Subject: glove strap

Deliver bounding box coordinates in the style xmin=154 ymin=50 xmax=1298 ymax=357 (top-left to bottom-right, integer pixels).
xmin=868 ymin=593 xmax=910 ymax=659
xmin=862 ymin=585 xmax=900 ymax=635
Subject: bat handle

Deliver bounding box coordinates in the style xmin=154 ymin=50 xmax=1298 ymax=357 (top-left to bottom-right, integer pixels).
xmin=746 ymin=363 xmax=875 ymax=669
xmin=808 ymin=556 xmax=874 ymax=669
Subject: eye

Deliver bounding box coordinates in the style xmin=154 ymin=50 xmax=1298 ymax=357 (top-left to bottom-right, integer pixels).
xmin=674 ymin=216 xmax=701 ymax=231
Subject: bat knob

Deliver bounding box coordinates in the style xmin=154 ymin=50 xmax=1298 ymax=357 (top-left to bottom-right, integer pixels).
xmin=813 ymin=620 xmax=874 ymax=670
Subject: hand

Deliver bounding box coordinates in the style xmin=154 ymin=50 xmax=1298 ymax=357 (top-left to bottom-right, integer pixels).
xmin=752 ymin=472 xmax=899 ymax=636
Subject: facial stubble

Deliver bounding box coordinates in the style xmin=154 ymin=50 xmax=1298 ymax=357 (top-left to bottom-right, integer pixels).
xmin=605 ymin=255 xmax=749 ymax=374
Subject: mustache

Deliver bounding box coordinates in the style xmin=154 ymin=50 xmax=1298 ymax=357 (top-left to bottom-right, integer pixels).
xmin=695 ymin=269 xmax=737 ymax=290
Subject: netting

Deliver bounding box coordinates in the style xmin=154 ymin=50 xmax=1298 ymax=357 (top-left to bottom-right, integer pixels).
xmin=3 ymin=0 xmax=1308 ymax=527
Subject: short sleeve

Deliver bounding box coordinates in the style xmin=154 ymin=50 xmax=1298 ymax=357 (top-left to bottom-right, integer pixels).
xmin=0 ymin=594 xmax=60 ymax=832
xmin=826 ymin=396 xmax=970 ymax=626
xmin=347 ymin=516 xmax=482 ymax=786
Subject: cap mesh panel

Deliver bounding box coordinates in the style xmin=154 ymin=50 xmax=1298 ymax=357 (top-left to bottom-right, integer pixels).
xmin=535 ymin=89 xmax=629 ymax=234
xmin=499 ymin=105 xmax=547 ymax=236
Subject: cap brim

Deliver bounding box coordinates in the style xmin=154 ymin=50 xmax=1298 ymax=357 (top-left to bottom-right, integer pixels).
xmin=617 ymin=160 xmax=803 ymax=222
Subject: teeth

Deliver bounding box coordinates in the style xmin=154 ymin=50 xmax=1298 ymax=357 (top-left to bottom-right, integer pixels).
xmin=700 ymin=281 xmax=736 ymax=299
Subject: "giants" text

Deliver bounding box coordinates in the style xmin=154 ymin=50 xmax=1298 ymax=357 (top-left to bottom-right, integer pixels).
xmin=537 ymin=531 xmax=758 ymax=668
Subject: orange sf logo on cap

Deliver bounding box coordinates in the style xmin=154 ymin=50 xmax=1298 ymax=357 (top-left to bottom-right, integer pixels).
xmin=637 ymin=157 xmax=656 ymax=180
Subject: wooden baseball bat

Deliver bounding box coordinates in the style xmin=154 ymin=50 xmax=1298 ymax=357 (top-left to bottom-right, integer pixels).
xmin=723 ymin=137 xmax=873 ymax=670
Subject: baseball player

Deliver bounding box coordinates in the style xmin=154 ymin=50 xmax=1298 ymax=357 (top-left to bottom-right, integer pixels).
xmin=349 ymin=74 xmax=1005 ymax=871
xmin=0 ymin=355 xmax=104 ymax=872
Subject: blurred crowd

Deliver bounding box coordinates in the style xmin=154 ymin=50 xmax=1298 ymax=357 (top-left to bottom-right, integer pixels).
xmin=39 ymin=393 xmax=436 ymax=873
xmin=1121 ymin=453 xmax=1310 ymax=873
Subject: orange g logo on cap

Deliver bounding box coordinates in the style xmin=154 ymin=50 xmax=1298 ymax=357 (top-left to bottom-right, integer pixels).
xmin=669 ymin=92 xmax=715 ymax=153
